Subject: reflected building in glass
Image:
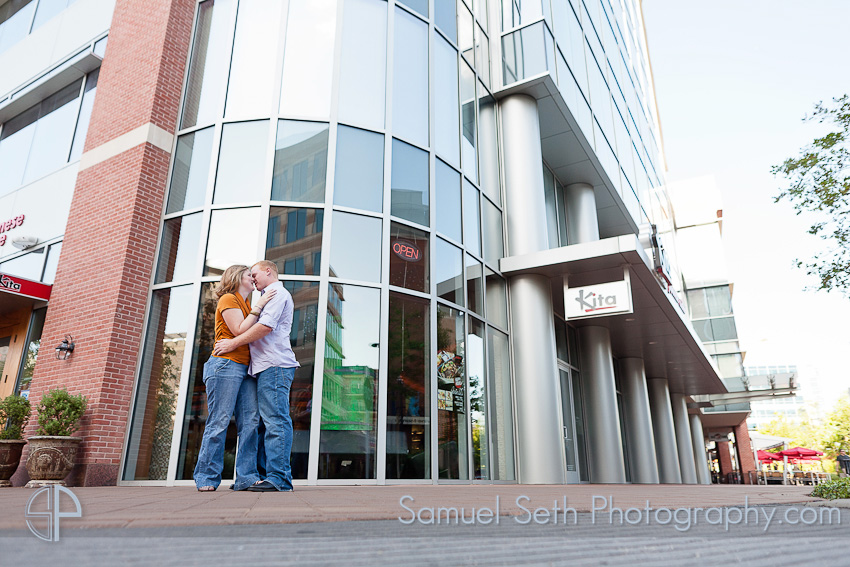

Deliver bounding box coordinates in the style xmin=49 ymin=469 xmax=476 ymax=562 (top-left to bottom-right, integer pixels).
xmin=2 ymin=0 xmax=751 ymax=487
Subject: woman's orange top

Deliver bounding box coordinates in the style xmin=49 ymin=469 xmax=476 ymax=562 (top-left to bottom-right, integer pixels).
xmin=213 ymin=293 xmax=251 ymax=366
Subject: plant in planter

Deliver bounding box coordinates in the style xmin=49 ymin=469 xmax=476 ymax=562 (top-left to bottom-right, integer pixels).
xmin=0 ymin=394 xmax=31 ymax=487
xmin=26 ymin=388 xmax=87 ymax=488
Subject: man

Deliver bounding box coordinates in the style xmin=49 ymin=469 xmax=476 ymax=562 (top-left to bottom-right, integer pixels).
xmin=837 ymin=450 xmax=850 ymax=476
xmin=213 ymin=260 xmax=299 ymax=492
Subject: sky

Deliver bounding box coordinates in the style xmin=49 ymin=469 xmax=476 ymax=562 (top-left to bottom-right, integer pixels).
xmin=641 ymin=0 xmax=850 ymax=409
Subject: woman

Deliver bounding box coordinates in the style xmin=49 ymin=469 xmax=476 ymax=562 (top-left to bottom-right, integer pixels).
xmin=194 ymin=264 xmax=276 ymax=491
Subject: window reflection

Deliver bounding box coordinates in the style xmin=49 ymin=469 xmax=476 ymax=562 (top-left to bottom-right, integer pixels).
xmin=392 ymin=7 xmax=429 ymax=148
xmin=124 ymin=286 xmax=194 ymax=481
xmin=280 ymin=0 xmax=337 ymax=118
xmin=481 ymin=196 xmax=504 ymax=265
xmin=167 ymin=127 xmax=214 ymax=213
xmin=329 ymin=211 xmax=381 ymax=282
xmin=271 ymin=120 xmax=328 ymax=203
xmin=485 ymin=267 xmax=507 ymax=328
xmin=434 ymin=0 xmax=456 ymax=42
xmin=460 ymin=61 xmax=477 ymax=182
xmin=213 ymin=120 xmax=268 ymax=204
xmin=0 ymin=247 xmax=44 ymax=280
xmin=437 ymin=305 xmax=467 ymax=480
xmin=435 ymin=159 xmax=462 ymax=242
xmin=391 ymin=139 xmax=429 ymax=227
xmin=0 ymin=0 xmax=36 ymax=54
xmin=320 ymin=284 xmax=380 ymax=479
xmin=458 ymin=1 xmax=473 ymax=64
xmin=181 ymin=0 xmax=235 ymax=128
xmin=389 ymin=222 xmax=429 ymax=293
xmin=475 ymin=24 xmax=490 ymax=87
xmin=488 ymin=327 xmax=515 ymax=480
xmin=156 ymin=213 xmax=202 ymax=283
xmin=69 ymin=68 xmax=99 ymax=161
xmin=338 ymin=0 xmax=387 ymax=130
xmin=203 ymin=208 xmax=261 ymax=275
xmin=334 ymin=126 xmax=383 ymax=213
xmin=41 ymin=242 xmax=61 ymax=284
xmin=468 ymin=317 xmax=488 ymax=479
xmin=397 ymin=0 xmax=427 ymax=18
xmin=478 ymin=85 xmax=501 ymax=205
xmin=466 ymin=254 xmax=483 ymax=315
xmin=462 ymin=179 xmax=481 ymax=256
xmin=225 ymin=0 xmax=282 ymax=118
xmin=266 ymin=207 xmax=323 ymax=276
xmin=13 ymin=307 xmax=45 ymax=397
xmin=386 ymin=291 xmax=430 ymax=479
xmin=435 ymin=238 xmax=463 ymax=306
xmin=435 ymin=36 xmax=460 ymax=165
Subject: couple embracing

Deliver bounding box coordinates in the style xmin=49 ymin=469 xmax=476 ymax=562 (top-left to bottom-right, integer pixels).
xmin=193 ymin=260 xmax=298 ymax=493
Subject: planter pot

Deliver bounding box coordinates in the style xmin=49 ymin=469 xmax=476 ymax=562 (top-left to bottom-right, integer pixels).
xmin=25 ymin=436 xmax=82 ymax=488
xmin=0 ymin=439 xmax=27 ymax=487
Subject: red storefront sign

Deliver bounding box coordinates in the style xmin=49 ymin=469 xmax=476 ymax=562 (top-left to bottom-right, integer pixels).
xmin=0 ymin=272 xmax=51 ymax=301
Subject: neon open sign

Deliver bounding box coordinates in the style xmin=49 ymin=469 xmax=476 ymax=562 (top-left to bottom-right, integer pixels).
xmin=392 ymin=240 xmax=422 ymax=262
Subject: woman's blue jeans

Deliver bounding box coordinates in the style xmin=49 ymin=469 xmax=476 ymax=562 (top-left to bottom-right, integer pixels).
xmin=193 ymin=357 xmax=260 ymax=490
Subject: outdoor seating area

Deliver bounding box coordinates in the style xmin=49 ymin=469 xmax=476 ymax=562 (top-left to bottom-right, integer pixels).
xmin=756 ymin=446 xmax=830 ymax=485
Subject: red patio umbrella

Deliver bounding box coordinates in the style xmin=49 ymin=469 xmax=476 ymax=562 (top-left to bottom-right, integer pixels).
xmin=776 ymin=447 xmax=824 ymax=459
xmin=757 ymin=450 xmax=781 ymax=461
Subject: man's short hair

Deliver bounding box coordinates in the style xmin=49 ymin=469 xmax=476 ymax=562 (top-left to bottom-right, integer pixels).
xmin=252 ymin=259 xmax=279 ymax=277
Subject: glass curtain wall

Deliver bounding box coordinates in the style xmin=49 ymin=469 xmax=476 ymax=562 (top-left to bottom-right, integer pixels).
xmin=124 ymin=0 xmax=514 ymax=485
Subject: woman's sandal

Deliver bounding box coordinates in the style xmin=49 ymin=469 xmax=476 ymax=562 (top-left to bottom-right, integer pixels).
xmin=197 ymin=486 xmax=216 ymax=492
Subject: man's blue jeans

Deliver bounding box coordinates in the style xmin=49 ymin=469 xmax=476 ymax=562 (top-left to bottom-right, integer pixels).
xmin=193 ymin=357 xmax=260 ymax=490
xmin=256 ymin=366 xmax=295 ymax=491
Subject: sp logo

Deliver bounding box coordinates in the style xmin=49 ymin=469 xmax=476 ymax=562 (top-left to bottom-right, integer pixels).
xmin=25 ymin=485 xmax=82 ymax=541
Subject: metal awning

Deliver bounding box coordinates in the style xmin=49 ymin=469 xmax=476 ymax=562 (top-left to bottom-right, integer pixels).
xmin=500 ymin=234 xmax=726 ymax=395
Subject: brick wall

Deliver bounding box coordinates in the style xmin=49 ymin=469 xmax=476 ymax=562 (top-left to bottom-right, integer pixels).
xmin=733 ymin=422 xmax=757 ymax=485
xmin=716 ymin=440 xmax=733 ymax=481
xmin=14 ymin=0 xmax=196 ymax=487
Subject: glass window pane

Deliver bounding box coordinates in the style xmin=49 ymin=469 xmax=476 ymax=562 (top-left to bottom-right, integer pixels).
xmin=478 ymin=86 xmax=500 ymax=205
xmin=22 ymin=81 xmax=81 ymax=185
xmin=710 ymin=317 xmax=738 ymax=341
xmin=14 ymin=306 xmax=45 ymax=396
xmin=320 ymin=284 xmax=381 ymax=479
xmin=42 ymin=242 xmax=62 ymax=284
xmin=338 ymin=0 xmax=387 ymax=130
xmin=435 ymin=159 xmax=462 ymax=242
xmin=543 ymin=165 xmax=559 ymax=248
xmin=334 ymin=126 xmax=384 ymax=213
xmin=475 ymin=24 xmax=490 ymax=87
xmin=488 ymin=327 xmax=515 ymax=480
xmin=502 ymin=22 xmax=549 ymax=85
xmin=693 ymin=319 xmax=713 ymax=342
xmin=435 ymin=36 xmax=460 ymax=165
xmin=460 ymin=61 xmax=477 ymax=182
xmin=458 ymin=1 xmax=473 ymax=63
xmin=181 ymin=0 xmax=235 ymax=129
xmin=687 ymin=289 xmax=709 ymax=319
xmin=555 ymin=317 xmax=568 ymax=361
xmin=69 ymin=68 xmax=99 ymax=161
xmin=329 ymin=211 xmax=381 ymax=282
xmin=706 ymin=286 xmax=732 ymax=317
xmin=224 ymin=0 xmax=282 ymax=118
xmin=389 ymin=222 xmax=429 ymax=293
xmin=435 ymin=0 xmax=456 ymax=42
xmin=213 ymin=120 xmax=269 ymax=204
xmin=568 ymin=324 xmax=578 ymax=366
xmin=463 ymin=179 xmax=481 ymax=256
xmin=0 ymin=248 xmax=44 ymax=280
xmin=167 ymin=127 xmax=214 ymax=213
xmin=481 ymin=195 xmax=503 ymax=264
xmin=30 ymin=0 xmax=68 ymax=31
xmin=124 ymin=285 xmax=194 ymax=481
xmin=0 ymin=0 xmax=37 ymax=54
xmin=266 ymin=207 xmax=323 ymax=276
xmin=386 ymin=291 xmax=430 ymax=479
xmin=437 ymin=305 xmax=467 ymax=479
xmin=468 ymin=317 xmax=488 ymax=479
xmin=285 ymin=280 xmax=320 ymax=480
xmin=203 ymin=207 xmax=262 ymax=275
xmin=392 ymin=7 xmax=428 ymax=147
xmin=398 ymin=0 xmax=427 ymax=17
xmin=175 ymin=283 xmax=236 ymax=481
xmin=155 ymin=213 xmax=203 ymax=283
xmin=0 ymin=113 xmax=36 ymax=196
xmin=279 ymin=0 xmax=338 ymax=118
xmin=271 ymin=120 xmax=328 ymax=203
xmin=466 ymin=253 xmax=483 ymax=315
xmin=435 ymin=237 xmax=463 ymax=306
xmin=485 ymin=266 xmax=507 ymax=328
xmin=391 ymin=139 xmax=429 ymax=226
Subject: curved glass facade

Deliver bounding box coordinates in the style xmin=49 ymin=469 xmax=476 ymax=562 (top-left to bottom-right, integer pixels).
xmin=124 ymin=0 xmax=514 ymax=484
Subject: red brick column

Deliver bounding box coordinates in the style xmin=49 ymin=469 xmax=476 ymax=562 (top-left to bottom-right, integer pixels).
xmin=717 ymin=441 xmax=733 ymax=482
xmin=17 ymin=0 xmax=196 ymax=487
xmin=734 ymin=422 xmax=757 ymax=485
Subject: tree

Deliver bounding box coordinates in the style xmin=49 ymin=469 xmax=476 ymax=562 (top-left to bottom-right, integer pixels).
xmin=772 ymin=95 xmax=850 ymax=293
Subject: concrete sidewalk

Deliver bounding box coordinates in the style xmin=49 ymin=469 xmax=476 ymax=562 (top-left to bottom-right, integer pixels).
xmin=0 ymin=483 xmax=826 ymax=530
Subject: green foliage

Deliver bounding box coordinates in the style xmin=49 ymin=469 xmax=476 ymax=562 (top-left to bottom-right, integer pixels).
xmin=0 ymin=395 xmax=31 ymax=440
xmin=811 ymin=477 xmax=850 ymax=500
xmin=772 ymin=95 xmax=850 ymax=293
xmin=36 ymin=389 xmax=88 ymax=437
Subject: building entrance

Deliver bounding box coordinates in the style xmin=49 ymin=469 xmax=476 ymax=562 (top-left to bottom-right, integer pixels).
xmin=558 ymin=366 xmax=581 ymax=483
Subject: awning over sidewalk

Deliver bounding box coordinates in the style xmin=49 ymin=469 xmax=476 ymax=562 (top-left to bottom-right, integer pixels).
xmin=0 ymin=271 xmax=50 ymax=316
xmin=500 ymin=235 xmax=726 ymax=395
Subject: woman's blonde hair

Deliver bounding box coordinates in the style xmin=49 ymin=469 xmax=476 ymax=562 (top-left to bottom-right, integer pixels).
xmin=215 ymin=264 xmax=250 ymax=299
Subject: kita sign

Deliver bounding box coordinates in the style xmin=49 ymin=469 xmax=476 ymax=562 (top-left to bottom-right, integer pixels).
xmin=565 ymin=280 xmax=633 ymax=320
xmin=0 ymin=272 xmax=52 ymax=301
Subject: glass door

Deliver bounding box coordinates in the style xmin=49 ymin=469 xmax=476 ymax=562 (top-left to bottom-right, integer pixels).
xmin=558 ymin=367 xmax=580 ymax=483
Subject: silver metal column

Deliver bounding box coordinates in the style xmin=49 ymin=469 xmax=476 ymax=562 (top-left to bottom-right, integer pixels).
xmin=501 ymin=94 xmax=565 ymax=484
xmin=565 ymin=182 xmax=599 ymax=243
xmin=689 ymin=413 xmax=711 ymax=485
xmin=647 ymin=378 xmax=682 ymax=483
xmin=578 ymin=326 xmax=626 ymax=483
xmin=619 ymin=358 xmax=659 ymax=484
xmin=671 ymin=394 xmax=698 ymax=484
